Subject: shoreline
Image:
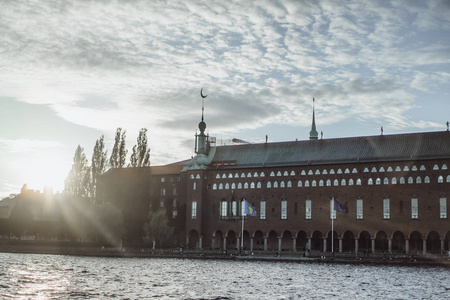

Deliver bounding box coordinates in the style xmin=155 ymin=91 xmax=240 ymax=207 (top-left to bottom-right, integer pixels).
xmin=1 ymin=242 xmax=449 ymax=268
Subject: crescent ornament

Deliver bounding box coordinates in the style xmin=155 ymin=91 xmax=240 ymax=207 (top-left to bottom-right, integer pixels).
xmin=200 ymin=88 xmax=207 ymax=98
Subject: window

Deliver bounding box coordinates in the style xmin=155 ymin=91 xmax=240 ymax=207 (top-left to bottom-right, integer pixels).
xmin=228 ymin=173 xmax=233 ymax=178
xmin=383 ymin=199 xmax=390 ymax=219
xmin=395 ymin=166 xmax=401 ymax=171
xmin=442 ymin=164 xmax=448 ymax=170
xmin=379 ymin=167 xmax=385 ymax=172
xmin=267 ymin=181 xmax=272 ymax=188
xmin=290 ymin=171 xmax=295 ymax=176
xmin=308 ymin=170 xmax=313 ymax=175
xmin=244 ymin=182 xmax=249 ymax=189
xmin=193 ymin=182 xmax=197 ymax=190
xmin=250 ymin=182 xmax=255 ymax=189
xmin=440 ymin=198 xmax=447 ymax=218
xmin=433 ymin=164 xmax=439 ymax=170
xmin=322 ymin=169 xmax=328 ymax=175
xmin=319 ymin=180 xmax=324 ymax=186
xmin=192 ymin=201 xmax=197 ymax=219
xmin=260 ymin=200 xmax=266 ymax=219
xmin=368 ymin=178 xmax=373 ymax=185
xmin=383 ymin=177 xmax=389 ymax=185
xmin=220 ymin=201 xmax=227 ymax=217
xmin=234 ymin=173 xmax=239 ymax=178
xmin=305 ymin=180 xmax=310 ymax=187
xmin=273 ymin=181 xmax=278 ymax=188
xmin=305 ymin=199 xmax=312 ymax=219
xmin=447 ymin=175 xmax=450 ymax=183
xmin=222 ymin=174 xmax=226 ymax=179
xmin=260 ymin=172 xmax=265 ymax=177
xmin=225 ymin=183 xmax=230 ymax=189
xmin=241 ymin=173 xmax=246 ymax=178
xmin=411 ymin=198 xmax=418 ymax=219
xmin=403 ymin=166 xmax=409 ymax=172
xmin=301 ymin=170 xmax=306 ymax=175
xmin=357 ymin=199 xmax=363 ymax=219
xmin=420 ymin=165 xmax=426 ymax=171
xmin=416 ymin=176 xmax=422 ymax=184
xmin=247 ymin=172 xmax=252 ymax=177
xmin=330 ymin=169 xmax=335 ymax=174
xmin=232 ymin=201 xmax=237 ymax=216
xmin=352 ymin=168 xmax=358 ymax=173
xmin=375 ymin=178 xmax=381 ymax=185
xmin=341 ymin=179 xmax=346 ymax=186
xmin=219 ymin=183 xmax=223 ymax=190
xmin=348 ymin=179 xmax=354 ymax=186
xmin=213 ymin=183 xmax=217 ymax=190
xmin=411 ymin=165 xmax=417 ymax=171
xmin=424 ymin=176 xmax=430 ymax=183
xmin=363 ymin=167 xmax=369 ymax=173
xmin=237 ymin=182 xmax=242 ymax=189
xmin=277 ymin=171 xmax=282 ymax=176
xmin=344 ymin=168 xmax=350 ymax=174
xmin=371 ymin=167 xmax=377 ymax=173
xmin=297 ymin=180 xmax=302 ymax=187
xmin=315 ymin=170 xmax=320 ymax=175
xmin=253 ymin=172 xmax=258 ymax=177
xmin=311 ymin=180 xmax=317 ymax=187
xmin=270 ymin=171 xmax=275 ymax=177
xmin=399 ymin=177 xmax=405 ymax=184
xmin=161 ymin=177 xmax=165 ymax=182
xmin=408 ymin=177 xmax=413 ymax=184
xmin=326 ymin=179 xmax=331 ymax=186
xmin=387 ymin=166 xmax=393 ymax=172
xmin=281 ymin=199 xmax=287 ymax=219
xmin=280 ymin=181 xmax=285 ymax=188
xmin=287 ymin=181 xmax=292 ymax=187
xmin=438 ymin=175 xmax=444 ymax=183
xmin=216 ymin=174 xmax=220 ymax=179
xmin=257 ymin=182 xmax=262 ymax=188
xmin=337 ymin=168 xmax=343 ymax=174
xmin=392 ymin=177 xmax=397 ymax=184
xmin=356 ymin=178 xmax=362 ymax=185
xmin=333 ymin=179 xmax=339 ymax=186
xmin=161 ymin=188 xmax=166 ymax=195
xmin=330 ymin=199 xmax=336 ymax=220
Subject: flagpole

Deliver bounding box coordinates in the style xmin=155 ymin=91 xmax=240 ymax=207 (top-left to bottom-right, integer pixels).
xmin=332 ymin=197 xmax=334 ymax=254
xmin=241 ymin=199 xmax=245 ymax=253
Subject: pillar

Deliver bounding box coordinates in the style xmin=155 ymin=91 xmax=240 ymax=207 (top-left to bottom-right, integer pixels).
xmin=293 ymin=238 xmax=297 ymax=251
xmin=278 ymin=237 xmax=282 ymax=253
xmin=371 ymin=238 xmax=375 ymax=254
xmin=236 ymin=237 xmax=240 ymax=250
xmin=338 ymin=237 xmax=343 ymax=253
xmin=441 ymin=238 xmax=445 ymax=254
xmin=307 ymin=237 xmax=312 ymax=252
xmin=323 ymin=237 xmax=327 ymax=252
xmin=423 ymin=238 xmax=427 ymax=255
xmin=223 ymin=237 xmax=227 ymax=251
xmin=355 ymin=238 xmax=359 ymax=254
xmin=388 ymin=238 xmax=392 ymax=253
xmin=250 ymin=238 xmax=254 ymax=252
xmin=186 ymin=236 xmax=190 ymax=249
xmin=199 ymin=236 xmax=203 ymax=250
xmin=405 ymin=238 xmax=409 ymax=254
xmin=264 ymin=237 xmax=268 ymax=251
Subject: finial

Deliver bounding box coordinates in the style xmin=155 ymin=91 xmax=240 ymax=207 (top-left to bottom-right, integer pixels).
xmin=446 ymin=121 xmax=449 ymax=131
xmin=309 ymin=98 xmax=319 ymax=140
xmin=200 ymin=88 xmax=207 ymax=121
xmin=321 ymin=131 xmax=323 ymax=139
xmin=381 ymin=126 xmax=383 ymax=135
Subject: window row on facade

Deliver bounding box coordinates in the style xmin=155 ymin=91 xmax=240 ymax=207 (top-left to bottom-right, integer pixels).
xmin=209 ymin=197 xmax=448 ymax=221
xmin=206 ymin=163 xmax=449 ymax=180
xmin=209 ymin=174 xmax=450 ymax=190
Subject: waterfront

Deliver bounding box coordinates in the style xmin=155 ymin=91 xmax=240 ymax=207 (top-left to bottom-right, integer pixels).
xmin=0 ymin=253 xmax=449 ymax=299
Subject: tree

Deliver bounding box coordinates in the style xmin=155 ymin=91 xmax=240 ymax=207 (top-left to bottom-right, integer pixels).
xmin=64 ymin=145 xmax=90 ymax=197
xmin=129 ymin=128 xmax=150 ymax=167
xmin=91 ymin=135 xmax=108 ymax=202
xmin=109 ymin=128 xmax=127 ymax=168
xmin=143 ymin=208 xmax=173 ymax=248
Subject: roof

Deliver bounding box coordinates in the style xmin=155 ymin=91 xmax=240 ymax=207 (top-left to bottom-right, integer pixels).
xmin=210 ymin=131 xmax=450 ymax=169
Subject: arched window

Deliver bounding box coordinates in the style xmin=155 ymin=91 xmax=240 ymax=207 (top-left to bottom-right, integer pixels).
xmin=392 ymin=177 xmax=397 ymax=184
xmin=290 ymin=171 xmax=295 ymax=176
xmin=368 ymin=178 xmax=373 ymax=185
xmin=442 ymin=164 xmax=448 ymax=170
xmin=219 ymin=183 xmax=224 ymax=189
xmin=363 ymin=167 xmax=369 ymax=173
xmin=424 ymin=176 xmax=430 ymax=183
xmin=315 ymin=170 xmax=320 ymax=175
xmin=266 ymin=181 xmax=272 ymax=188
xmin=403 ymin=166 xmax=410 ymax=171
xmin=228 ymin=173 xmax=233 ymax=178
xmin=379 ymin=167 xmax=385 ymax=172
xmin=222 ymin=174 xmax=226 ymax=178
xmin=344 ymin=168 xmax=350 ymax=174
xmin=287 ymin=181 xmax=292 ymax=188
xmin=330 ymin=169 xmax=335 ymax=174
xmin=277 ymin=171 xmax=282 ymax=176
xmin=322 ymin=169 xmax=328 ymax=175
xmin=399 ymin=177 xmax=405 ymax=184
xmin=273 ymin=181 xmax=278 ymax=188
xmin=383 ymin=177 xmax=389 ymax=185
xmin=337 ymin=168 xmax=343 ymax=174
xmin=308 ymin=170 xmax=313 ymax=175
xmin=297 ymin=180 xmax=303 ymax=187
xmin=395 ymin=166 xmax=401 ymax=171
xmin=311 ymin=180 xmax=317 ymax=187
xmin=305 ymin=180 xmax=310 ymax=187
xmin=356 ymin=178 xmax=362 ymax=185
xmin=247 ymin=172 xmax=252 ymax=177
xmin=225 ymin=183 xmax=230 ymax=189
xmin=333 ymin=179 xmax=339 ymax=186
xmin=241 ymin=173 xmax=246 ymax=178
xmin=375 ymin=178 xmax=381 ymax=185
xmin=319 ymin=180 xmax=324 ymax=186
xmin=283 ymin=171 xmax=289 ymax=176
xmin=387 ymin=166 xmax=393 ymax=172
xmin=433 ymin=164 xmax=439 ymax=170
xmin=416 ymin=176 xmax=422 ymax=184
xmin=213 ymin=183 xmax=217 ymax=190
xmin=253 ymin=172 xmax=258 ymax=177
xmin=447 ymin=175 xmax=450 ymax=183
xmin=411 ymin=165 xmax=417 ymax=171
xmin=257 ymin=182 xmax=262 ymax=188
xmin=250 ymin=182 xmax=255 ymax=189
xmin=408 ymin=177 xmax=413 ymax=184
xmin=326 ymin=179 xmax=331 ymax=186
xmin=234 ymin=173 xmax=239 ymax=178
xmin=238 ymin=182 xmax=242 ymax=189
xmin=301 ymin=170 xmax=306 ymax=175
xmin=348 ymin=179 xmax=354 ymax=186
xmin=438 ymin=175 xmax=444 ymax=183
xmin=260 ymin=172 xmax=265 ymax=177
xmin=352 ymin=168 xmax=358 ymax=173
xmin=371 ymin=167 xmax=377 ymax=173
xmin=270 ymin=171 xmax=275 ymax=177
xmin=231 ymin=183 xmax=236 ymax=189
xmin=215 ymin=174 xmax=220 ymax=179
xmin=280 ymin=181 xmax=285 ymax=188
xmin=420 ymin=165 xmax=426 ymax=171
xmin=341 ymin=179 xmax=346 ymax=186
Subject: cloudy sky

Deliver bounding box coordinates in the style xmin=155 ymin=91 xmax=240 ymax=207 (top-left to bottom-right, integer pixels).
xmin=1 ymin=0 xmax=449 ymax=197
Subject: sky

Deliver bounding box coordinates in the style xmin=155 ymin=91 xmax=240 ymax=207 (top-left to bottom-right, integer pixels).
xmin=0 ymin=0 xmax=449 ymax=198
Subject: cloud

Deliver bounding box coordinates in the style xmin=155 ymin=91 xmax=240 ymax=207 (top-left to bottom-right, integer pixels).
xmin=0 ymin=138 xmax=62 ymax=154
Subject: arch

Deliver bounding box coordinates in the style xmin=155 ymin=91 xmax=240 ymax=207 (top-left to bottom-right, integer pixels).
xmin=375 ymin=231 xmax=388 ymax=253
xmin=237 ymin=182 xmax=242 ymax=189
xmin=273 ymin=181 xmax=278 ymax=188
xmin=267 ymin=230 xmax=278 ymax=251
xmin=424 ymin=176 xmax=430 ymax=183
xmin=375 ymin=178 xmax=381 ymax=185
xmin=326 ymin=179 xmax=331 ymax=186
xmin=409 ymin=231 xmax=422 ymax=253
xmin=296 ymin=230 xmax=308 ymax=251
xmin=399 ymin=177 xmax=405 ymax=184
xmin=247 ymin=172 xmax=252 ymax=177
xmin=408 ymin=176 xmax=413 ymax=184
xmin=356 ymin=178 xmax=362 ymax=185
xmin=213 ymin=183 xmax=217 ymax=190
xmin=280 ymin=181 xmax=285 ymax=188
xmin=333 ymin=179 xmax=339 ymax=186
xmin=342 ymin=231 xmax=355 ymax=252
xmin=391 ymin=231 xmax=405 ymax=253
xmin=322 ymin=169 xmax=328 ymax=175
xmin=257 ymin=182 xmax=262 ymax=188
xmin=392 ymin=177 xmax=397 ymax=184
xmin=308 ymin=170 xmax=313 ymax=175
xmin=242 ymin=230 xmax=251 ymax=250
xmin=348 ymin=179 xmax=354 ymax=186
xmin=254 ymin=230 xmax=264 ymax=251
xmin=311 ymin=180 xmax=317 ymax=187
xmin=266 ymin=181 xmax=272 ymax=188
xmin=341 ymin=179 xmax=346 ymax=186
xmin=368 ymin=178 xmax=373 ymax=185
xmin=250 ymin=182 xmax=255 ymax=189
xmin=387 ymin=166 xmax=393 ymax=172
xmin=337 ymin=168 xmax=343 ymax=174
xmin=358 ymin=231 xmax=371 ymax=253
xmin=188 ymin=230 xmax=200 ymax=249
xmin=281 ymin=230 xmax=293 ymax=251
xmin=416 ymin=176 xmax=422 ymax=184
xmin=305 ymin=180 xmax=310 ymax=187
xmin=225 ymin=183 xmax=230 ymax=189
xmin=383 ymin=177 xmax=389 ymax=185
xmin=438 ymin=175 xmax=444 ymax=183
xmin=228 ymin=173 xmax=233 ymax=178
xmin=287 ymin=181 xmax=292 ymax=188
xmin=219 ymin=183 xmax=224 ymax=190
xmin=319 ymin=179 xmax=324 ymax=186
xmin=379 ymin=166 xmax=385 ymax=172
xmin=297 ymin=180 xmax=302 ymax=187
xmin=212 ymin=230 xmax=224 ymax=250
xmin=445 ymin=232 xmax=450 ymax=252
xmin=426 ymin=231 xmax=441 ymax=254
xmin=277 ymin=171 xmax=282 ymax=176
xmin=447 ymin=175 xmax=450 ymax=183
xmin=315 ymin=169 xmax=320 ymax=175
xmin=311 ymin=231 xmax=322 ymax=251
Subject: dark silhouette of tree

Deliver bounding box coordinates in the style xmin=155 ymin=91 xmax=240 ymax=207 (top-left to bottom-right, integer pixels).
xmin=143 ymin=208 xmax=173 ymax=248
xmin=64 ymin=145 xmax=90 ymax=197
xmin=91 ymin=135 xmax=108 ymax=202
xmin=110 ymin=128 xmax=127 ymax=168
xmin=129 ymin=128 xmax=150 ymax=167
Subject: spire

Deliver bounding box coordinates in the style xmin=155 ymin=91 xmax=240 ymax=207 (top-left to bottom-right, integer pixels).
xmin=196 ymin=88 xmax=208 ymax=154
xmin=309 ymin=98 xmax=319 ymax=140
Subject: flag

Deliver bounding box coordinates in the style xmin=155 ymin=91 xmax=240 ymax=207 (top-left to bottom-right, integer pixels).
xmin=334 ymin=198 xmax=348 ymax=214
xmin=243 ymin=199 xmax=257 ymax=216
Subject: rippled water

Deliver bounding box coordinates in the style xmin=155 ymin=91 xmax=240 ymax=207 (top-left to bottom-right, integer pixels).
xmin=0 ymin=253 xmax=449 ymax=299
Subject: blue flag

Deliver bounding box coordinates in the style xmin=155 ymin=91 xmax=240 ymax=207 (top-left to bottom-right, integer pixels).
xmin=334 ymin=198 xmax=348 ymax=214
xmin=243 ymin=199 xmax=257 ymax=216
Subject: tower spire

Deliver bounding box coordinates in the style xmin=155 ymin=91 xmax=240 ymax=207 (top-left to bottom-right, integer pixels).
xmin=309 ymin=98 xmax=319 ymax=140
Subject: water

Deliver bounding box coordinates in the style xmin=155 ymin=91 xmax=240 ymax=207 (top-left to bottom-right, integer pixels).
xmin=0 ymin=253 xmax=448 ymax=299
